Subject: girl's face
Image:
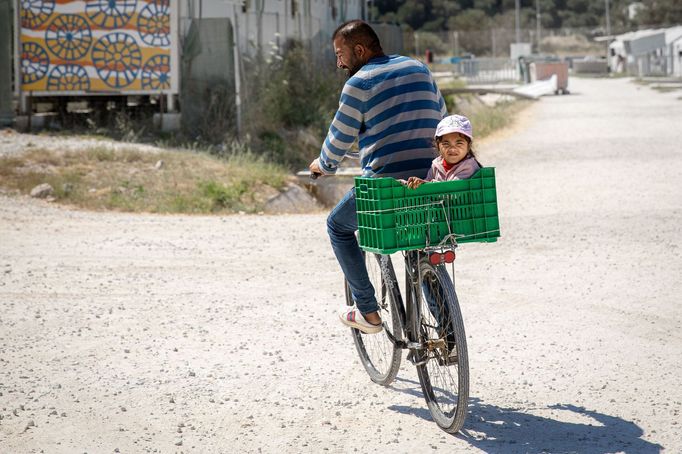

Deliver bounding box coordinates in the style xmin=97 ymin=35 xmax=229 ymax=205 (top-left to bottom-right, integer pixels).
xmin=437 ymin=132 xmax=470 ymax=166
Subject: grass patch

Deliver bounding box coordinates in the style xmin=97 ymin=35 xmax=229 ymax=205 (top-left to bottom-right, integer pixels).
xmin=446 ymin=94 xmax=532 ymax=140
xmin=633 ymin=78 xmax=682 ymax=93
xmin=651 ymin=86 xmax=681 ymax=93
xmin=436 ymin=78 xmax=468 ymax=91
xmin=0 ymin=146 xmax=289 ymax=214
xmin=469 ymin=100 xmax=532 ymax=139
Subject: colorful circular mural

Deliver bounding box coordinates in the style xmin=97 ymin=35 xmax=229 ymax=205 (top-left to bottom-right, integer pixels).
xmin=45 ymin=14 xmax=93 ymax=61
xmin=138 ymin=0 xmax=170 ymax=47
xmin=21 ymin=42 xmax=50 ymax=85
xmin=141 ymin=55 xmax=171 ymax=90
xmin=86 ymin=0 xmax=138 ymax=29
xmin=20 ymin=0 xmax=55 ymax=29
xmin=92 ymin=32 xmax=142 ymax=88
xmin=47 ymin=65 xmax=90 ymax=91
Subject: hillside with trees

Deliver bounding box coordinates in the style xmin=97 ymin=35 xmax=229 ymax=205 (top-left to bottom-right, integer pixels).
xmin=370 ymin=0 xmax=682 ymax=33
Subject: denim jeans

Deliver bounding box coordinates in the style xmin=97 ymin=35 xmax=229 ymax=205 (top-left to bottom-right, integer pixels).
xmin=326 ymin=187 xmax=379 ymax=314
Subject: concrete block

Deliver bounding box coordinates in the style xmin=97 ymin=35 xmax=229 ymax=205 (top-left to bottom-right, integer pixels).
xmin=153 ymin=113 xmax=181 ymax=132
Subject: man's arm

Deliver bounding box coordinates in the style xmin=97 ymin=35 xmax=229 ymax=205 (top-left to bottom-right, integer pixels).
xmin=316 ymin=82 xmax=364 ymax=175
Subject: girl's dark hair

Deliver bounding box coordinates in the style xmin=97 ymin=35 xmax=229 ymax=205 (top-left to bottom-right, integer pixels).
xmin=332 ymin=20 xmax=383 ymax=53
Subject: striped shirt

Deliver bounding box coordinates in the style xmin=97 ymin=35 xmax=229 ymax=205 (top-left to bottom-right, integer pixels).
xmin=318 ymin=55 xmax=447 ymax=180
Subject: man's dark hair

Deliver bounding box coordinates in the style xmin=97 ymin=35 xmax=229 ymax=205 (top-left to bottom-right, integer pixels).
xmin=332 ymin=20 xmax=383 ymax=53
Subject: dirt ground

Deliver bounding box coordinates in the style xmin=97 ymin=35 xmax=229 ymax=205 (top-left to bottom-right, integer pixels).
xmin=1 ymin=77 xmax=681 ymax=453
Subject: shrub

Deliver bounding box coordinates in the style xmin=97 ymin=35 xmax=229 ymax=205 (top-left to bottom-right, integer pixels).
xmin=239 ymin=40 xmax=344 ymax=170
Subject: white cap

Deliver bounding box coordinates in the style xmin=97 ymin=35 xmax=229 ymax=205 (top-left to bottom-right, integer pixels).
xmin=435 ymin=114 xmax=473 ymax=140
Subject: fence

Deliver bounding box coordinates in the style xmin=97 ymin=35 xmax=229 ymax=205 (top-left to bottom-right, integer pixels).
xmin=406 ymin=27 xmax=608 ymax=59
xmin=433 ymin=58 xmax=519 ymax=85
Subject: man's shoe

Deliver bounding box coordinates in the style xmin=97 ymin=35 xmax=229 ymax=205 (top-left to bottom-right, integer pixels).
xmin=339 ymin=305 xmax=383 ymax=334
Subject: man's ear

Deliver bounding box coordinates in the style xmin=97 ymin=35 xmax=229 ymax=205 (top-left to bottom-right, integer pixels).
xmin=354 ymin=44 xmax=366 ymax=59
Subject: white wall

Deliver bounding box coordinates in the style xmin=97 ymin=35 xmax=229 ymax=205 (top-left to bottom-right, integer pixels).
xmin=179 ymin=0 xmax=364 ymax=56
xmin=672 ymin=40 xmax=682 ymax=77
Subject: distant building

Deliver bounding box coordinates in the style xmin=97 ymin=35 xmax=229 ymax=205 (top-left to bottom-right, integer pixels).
xmin=180 ymin=0 xmax=366 ymax=58
xmin=608 ymin=26 xmax=682 ymax=77
xmin=11 ymin=0 xmax=397 ymax=130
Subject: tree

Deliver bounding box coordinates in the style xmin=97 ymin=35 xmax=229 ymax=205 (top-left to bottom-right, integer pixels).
xmin=473 ymin=0 xmax=497 ymax=15
xmin=434 ymin=0 xmax=463 ymax=22
xmin=373 ymin=0 xmax=403 ymax=16
xmin=637 ymin=0 xmax=682 ymax=26
xmin=448 ymin=9 xmax=492 ymax=55
xmin=396 ymin=0 xmax=427 ymax=30
xmin=375 ymin=0 xmax=681 ymax=32
xmin=448 ymin=8 xmax=490 ymax=31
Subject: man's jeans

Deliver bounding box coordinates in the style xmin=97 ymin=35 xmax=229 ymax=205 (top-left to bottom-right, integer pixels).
xmin=327 ymin=188 xmax=379 ymax=314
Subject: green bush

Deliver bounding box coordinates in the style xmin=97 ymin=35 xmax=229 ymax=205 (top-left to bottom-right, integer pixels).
xmin=199 ymin=180 xmax=248 ymax=211
xmin=240 ymin=41 xmax=344 ymax=170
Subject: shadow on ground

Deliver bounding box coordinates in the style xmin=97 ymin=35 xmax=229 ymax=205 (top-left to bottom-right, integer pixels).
xmin=388 ymin=379 xmax=661 ymax=454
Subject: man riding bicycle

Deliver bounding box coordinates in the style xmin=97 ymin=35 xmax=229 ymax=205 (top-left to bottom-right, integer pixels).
xmin=309 ymin=19 xmax=447 ymax=334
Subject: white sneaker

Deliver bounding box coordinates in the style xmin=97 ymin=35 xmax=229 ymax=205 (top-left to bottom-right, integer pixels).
xmin=339 ymin=305 xmax=383 ymax=334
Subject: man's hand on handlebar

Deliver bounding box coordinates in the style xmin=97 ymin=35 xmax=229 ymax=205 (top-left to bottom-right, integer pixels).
xmin=309 ymin=158 xmax=324 ymax=180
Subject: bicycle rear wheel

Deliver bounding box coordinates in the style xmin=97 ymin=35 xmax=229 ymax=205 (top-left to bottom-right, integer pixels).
xmin=411 ymin=257 xmax=469 ymax=433
xmin=345 ymin=253 xmax=402 ymax=386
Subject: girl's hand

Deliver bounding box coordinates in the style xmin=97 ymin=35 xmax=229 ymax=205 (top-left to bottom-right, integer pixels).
xmin=406 ymin=177 xmax=425 ymax=189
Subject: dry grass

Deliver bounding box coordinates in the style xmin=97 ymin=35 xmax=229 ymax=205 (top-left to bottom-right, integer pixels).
xmin=540 ymin=34 xmax=604 ymax=56
xmin=446 ymin=93 xmax=532 ymax=140
xmin=468 ymin=99 xmax=533 ymax=139
xmin=0 ymin=146 xmax=289 ymax=214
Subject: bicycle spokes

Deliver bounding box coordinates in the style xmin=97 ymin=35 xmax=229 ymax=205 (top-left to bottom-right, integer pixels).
xmin=346 ymin=253 xmax=403 ymax=386
xmin=412 ymin=258 xmax=469 ymax=433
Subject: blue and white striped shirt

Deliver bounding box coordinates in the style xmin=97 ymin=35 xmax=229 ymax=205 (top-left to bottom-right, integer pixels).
xmin=319 ymin=55 xmax=447 ymax=180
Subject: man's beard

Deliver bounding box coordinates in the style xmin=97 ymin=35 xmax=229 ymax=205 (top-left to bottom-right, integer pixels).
xmin=344 ymin=54 xmax=363 ymax=78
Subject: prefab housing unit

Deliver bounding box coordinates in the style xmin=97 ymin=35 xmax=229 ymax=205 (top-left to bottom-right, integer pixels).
xmin=12 ymin=0 xmax=366 ymax=121
xmin=609 ymin=26 xmax=682 ymax=77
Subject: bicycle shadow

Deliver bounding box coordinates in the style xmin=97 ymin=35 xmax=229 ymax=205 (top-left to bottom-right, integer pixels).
xmin=387 ymin=380 xmax=661 ymax=454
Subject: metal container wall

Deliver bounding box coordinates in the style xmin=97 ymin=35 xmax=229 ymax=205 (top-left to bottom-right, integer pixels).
xmin=533 ymin=62 xmax=569 ymax=91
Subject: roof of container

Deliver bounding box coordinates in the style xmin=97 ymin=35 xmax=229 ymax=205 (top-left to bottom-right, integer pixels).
xmin=606 ymin=25 xmax=682 ymax=45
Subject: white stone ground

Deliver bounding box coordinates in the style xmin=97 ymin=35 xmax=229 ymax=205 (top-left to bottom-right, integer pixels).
xmin=1 ymin=77 xmax=681 ymax=453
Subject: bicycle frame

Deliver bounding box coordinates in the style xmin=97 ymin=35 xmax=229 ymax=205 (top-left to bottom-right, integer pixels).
xmin=352 ymin=244 xmax=470 ymax=433
xmin=381 ymin=249 xmax=455 ymax=367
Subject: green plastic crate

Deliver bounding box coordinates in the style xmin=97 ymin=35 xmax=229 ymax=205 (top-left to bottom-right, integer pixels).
xmin=355 ymin=167 xmax=500 ymax=254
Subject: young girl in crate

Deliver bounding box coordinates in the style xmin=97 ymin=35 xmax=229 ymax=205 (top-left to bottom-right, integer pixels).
xmin=404 ymin=114 xmax=481 ymax=189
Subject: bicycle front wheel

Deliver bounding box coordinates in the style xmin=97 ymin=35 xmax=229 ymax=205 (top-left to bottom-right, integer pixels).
xmin=411 ymin=258 xmax=469 ymax=433
xmin=345 ymin=253 xmax=402 ymax=386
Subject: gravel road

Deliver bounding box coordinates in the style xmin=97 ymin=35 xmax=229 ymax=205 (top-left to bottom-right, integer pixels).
xmin=1 ymin=77 xmax=681 ymax=453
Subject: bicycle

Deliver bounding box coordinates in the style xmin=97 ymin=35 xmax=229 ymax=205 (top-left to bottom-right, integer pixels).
xmin=314 ymin=168 xmax=499 ymax=433
xmin=345 ymin=243 xmax=469 ymax=433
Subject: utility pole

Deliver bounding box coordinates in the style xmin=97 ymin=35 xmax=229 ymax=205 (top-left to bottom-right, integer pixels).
xmin=604 ymin=0 xmax=612 ymax=71
xmin=536 ymin=0 xmax=541 ymax=53
xmin=515 ymin=0 xmax=521 ymax=44
xmin=605 ymin=0 xmax=611 ymax=37
xmin=0 ymin=0 xmax=13 ymax=127
xmin=233 ymin=5 xmax=242 ymax=139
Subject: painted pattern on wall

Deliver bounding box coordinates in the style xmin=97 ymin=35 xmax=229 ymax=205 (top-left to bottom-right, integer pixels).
xmin=20 ymin=0 xmax=171 ymax=93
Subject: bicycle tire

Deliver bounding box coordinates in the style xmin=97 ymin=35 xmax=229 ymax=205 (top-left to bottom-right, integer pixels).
xmin=345 ymin=253 xmax=402 ymax=386
xmin=411 ymin=257 xmax=469 ymax=433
